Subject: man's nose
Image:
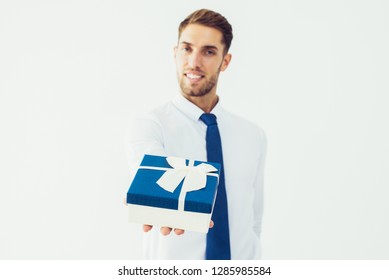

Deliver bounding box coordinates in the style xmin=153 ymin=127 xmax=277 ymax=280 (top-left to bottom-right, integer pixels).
xmin=187 ymin=51 xmax=202 ymax=68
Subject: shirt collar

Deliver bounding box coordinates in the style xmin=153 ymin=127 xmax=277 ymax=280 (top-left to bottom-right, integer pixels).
xmin=172 ymin=94 xmax=223 ymax=122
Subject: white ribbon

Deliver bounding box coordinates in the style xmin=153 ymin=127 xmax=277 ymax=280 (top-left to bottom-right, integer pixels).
xmin=139 ymin=157 xmax=219 ymax=211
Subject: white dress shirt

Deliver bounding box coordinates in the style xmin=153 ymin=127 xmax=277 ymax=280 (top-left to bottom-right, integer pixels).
xmin=126 ymin=94 xmax=267 ymax=260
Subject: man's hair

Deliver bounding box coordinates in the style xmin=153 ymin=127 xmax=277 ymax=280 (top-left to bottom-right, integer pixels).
xmin=178 ymin=9 xmax=233 ymax=54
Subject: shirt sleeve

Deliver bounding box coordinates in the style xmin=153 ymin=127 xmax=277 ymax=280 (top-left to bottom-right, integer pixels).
xmin=125 ymin=116 xmax=166 ymax=260
xmin=252 ymin=128 xmax=267 ymax=259
xmin=125 ymin=116 xmax=166 ymax=179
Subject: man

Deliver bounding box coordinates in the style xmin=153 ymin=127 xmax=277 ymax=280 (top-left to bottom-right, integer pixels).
xmin=127 ymin=9 xmax=267 ymax=259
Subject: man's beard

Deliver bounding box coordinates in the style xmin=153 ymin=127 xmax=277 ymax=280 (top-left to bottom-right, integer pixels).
xmin=179 ymin=70 xmax=220 ymax=97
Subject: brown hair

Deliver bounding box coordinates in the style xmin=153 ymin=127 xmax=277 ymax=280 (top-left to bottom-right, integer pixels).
xmin=178 ymin=9 xmax=233 ymax=54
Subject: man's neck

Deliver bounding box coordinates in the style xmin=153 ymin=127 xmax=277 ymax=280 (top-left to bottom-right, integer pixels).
xmin=182 ymin=93 xmax=218 ymax=113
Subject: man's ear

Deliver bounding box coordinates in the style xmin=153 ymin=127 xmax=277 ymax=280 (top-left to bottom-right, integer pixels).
xmin=220 ymin=53 xmax=232 ymax=72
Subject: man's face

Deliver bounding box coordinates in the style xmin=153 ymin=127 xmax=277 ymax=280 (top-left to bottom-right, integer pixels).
xmin=174 ymin=24 xmax=231 ymax=98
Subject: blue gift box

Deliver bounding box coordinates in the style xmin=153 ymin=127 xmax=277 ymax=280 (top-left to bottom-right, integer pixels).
xmin=126 ymin=154 xmax=221 ymax=232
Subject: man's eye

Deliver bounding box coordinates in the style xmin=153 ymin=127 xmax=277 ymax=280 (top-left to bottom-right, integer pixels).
xmin=205 ymin=50 xmax=215 ymax=56
xmin=183 ymin=47 xmax=190 ymax=52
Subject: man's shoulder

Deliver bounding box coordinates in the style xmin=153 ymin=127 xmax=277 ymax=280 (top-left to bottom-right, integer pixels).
xmin=137 ymin=101 xmax=176 ymax=123
xmin=221 ymin=109 xmax=266 ymax=139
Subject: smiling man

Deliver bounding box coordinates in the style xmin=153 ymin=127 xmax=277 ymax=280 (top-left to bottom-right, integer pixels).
xmin=127 ymin=9 xmax=267 ymax=260
xmin=174 ymin=22 xmax=231 ymax=113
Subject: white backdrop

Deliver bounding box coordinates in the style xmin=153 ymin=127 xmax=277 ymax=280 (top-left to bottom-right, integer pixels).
xmin=1 ymin=0 xmax=388 ymax=259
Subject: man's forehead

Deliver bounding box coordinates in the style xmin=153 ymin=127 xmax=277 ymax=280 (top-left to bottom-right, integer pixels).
xmin=179 ymin=24 xmax=224 ymax=48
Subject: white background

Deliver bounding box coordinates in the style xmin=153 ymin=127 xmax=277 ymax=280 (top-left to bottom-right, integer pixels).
xmin=1 ymin=0 xmax=388 ymax=259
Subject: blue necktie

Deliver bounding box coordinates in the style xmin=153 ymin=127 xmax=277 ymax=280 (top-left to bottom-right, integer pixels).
xmin=200 ymin=113 xmax=231 ymax=260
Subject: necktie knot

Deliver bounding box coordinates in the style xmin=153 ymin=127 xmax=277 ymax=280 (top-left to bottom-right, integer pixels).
xmin=200 ymin=113 xmax=217 ymax=126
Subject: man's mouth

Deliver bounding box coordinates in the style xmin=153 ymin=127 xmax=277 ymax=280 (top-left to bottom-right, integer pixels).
xmin=184 ymin=72 xmax=205 ymax=82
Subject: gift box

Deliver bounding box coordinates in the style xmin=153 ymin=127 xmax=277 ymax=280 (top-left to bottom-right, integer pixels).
xmin=126 ymin=154 xmax=220 ymax=233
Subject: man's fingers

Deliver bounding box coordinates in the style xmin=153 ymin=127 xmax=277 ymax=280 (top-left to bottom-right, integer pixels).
xmin=209 ymin=220 xmax=214 ymax=228
xmin=143 ymin=225 xmax=153 ymax=232
xmin=143 ymin=225 xmax=185 ymax=235
xmin=161 ymin=227 xmax=185 ymax=235
xmin=174 ymin=228 xmax=185 ymax=235
xmin=160 ymin=227 xmax=172 ymax=235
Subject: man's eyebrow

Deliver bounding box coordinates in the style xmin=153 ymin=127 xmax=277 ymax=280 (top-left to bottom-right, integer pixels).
xmin=203 ymin=45 xmax=219 ymax=51
xmin=179 ymin=41 xmax=219 ymax=51
xmin=180 ymin=41 xmax=193 ymax=46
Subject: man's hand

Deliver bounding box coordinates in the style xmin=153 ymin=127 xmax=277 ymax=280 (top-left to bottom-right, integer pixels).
xmin=143 ymin=220 xmax=214 ymax=236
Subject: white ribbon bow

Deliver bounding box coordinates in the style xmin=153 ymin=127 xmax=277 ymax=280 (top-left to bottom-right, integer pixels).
xmin=156 ymin=157 xmax=218 ymax=211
